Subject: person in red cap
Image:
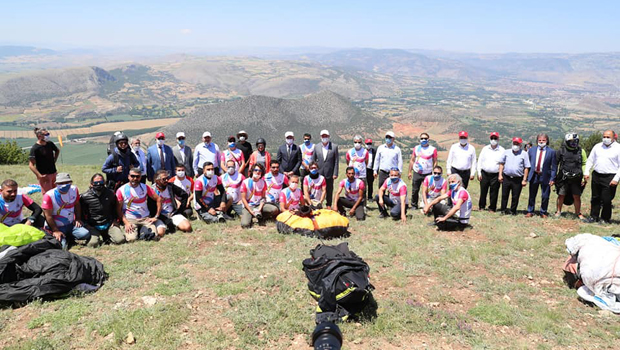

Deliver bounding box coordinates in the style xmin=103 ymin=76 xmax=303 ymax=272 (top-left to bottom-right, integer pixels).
xmin=365 ymin=138 xmax=376 ymax=201
xmin=498 ymin=137 xmax=531 ymax=215
xmin=476 ymin=132 xmax=505 ymax=211
xmin=446 ymin=131 xmax=477 ymax=189
xmin=146 ymin=132 xmax=177 ymax=183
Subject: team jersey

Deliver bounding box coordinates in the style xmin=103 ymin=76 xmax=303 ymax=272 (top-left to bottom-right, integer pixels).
xmin=339 ymin=178 xmax=365 ymax=202
xmin=42 ymin=186 xmax=80 ymax=227
xmin=423 ymin=175 xmax=447 ymax=199
xmin=381 ymin=178 xmax=409 ymax=205
xmin=241 ymin=177 xmax=267 ymax=207
xmin=220 ymin=148 xmax=245 ymax=171
xmin=116 ymin=183 xmax=155 ymax=220
xmin=301 ymin=143 xmax=315 ymax=168
xmin=279 ymin=187 xmax=303 ymax=210
xmin=0 ymin=194 xmax=34 ymax=227
xmin=222 ymin=172 xmax=245 ymax=204
xmin=152 ymin=185 xmax=174 ymax=216
xmin=449 ymin=187 xmax=473 ymax=223
xmin=170 ymin=176 xmax=194 ymax=195
xmin=411 ymin=145 xmax=437 ymax=174
xmin=264 ymin=172 xmax=289 ymax=203
xmin=304 ymin=175 xmax=326 ymax=200
xmin=193 ymin=174 xmax=222 ymax=210
xmin=346 ymin=148 xmax=369 ymax=178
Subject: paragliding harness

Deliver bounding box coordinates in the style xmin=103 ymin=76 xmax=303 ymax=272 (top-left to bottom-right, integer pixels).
xmin=106 ymin=150 xmax=138 ymax=191
xmin=302 ymin=242 xmax=375 ymax=323
xmin=556 ymin=145 xmax=585 ymax=206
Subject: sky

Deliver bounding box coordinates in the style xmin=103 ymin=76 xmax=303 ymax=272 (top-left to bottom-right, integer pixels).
xmin=1 ymin=0 xmax=619 ymax=53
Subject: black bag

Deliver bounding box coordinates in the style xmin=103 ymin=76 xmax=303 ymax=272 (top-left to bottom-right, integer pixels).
xmin=302 ymin=242 xmax=374 ymax=323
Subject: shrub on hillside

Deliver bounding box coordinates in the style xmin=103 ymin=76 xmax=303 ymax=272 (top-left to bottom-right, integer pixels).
xmin=0 ymin=140 xmax=29 ymax=165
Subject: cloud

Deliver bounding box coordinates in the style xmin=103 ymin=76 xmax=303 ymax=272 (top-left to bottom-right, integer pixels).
xmin=180 ymin=29 xmax=192 ymax=35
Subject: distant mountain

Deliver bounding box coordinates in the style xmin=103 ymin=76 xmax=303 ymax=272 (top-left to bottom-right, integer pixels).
xmin=0 ymin=45 xmax=56 ymax=58
xmin=163 ymin=90 xmax=380 ymax=148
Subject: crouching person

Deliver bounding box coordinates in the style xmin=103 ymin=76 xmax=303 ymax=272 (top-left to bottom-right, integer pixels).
xmin=116 ymin=168 xmax=165 ymax=241
xmin=1 ymin=179 xmax=44 ymax=228
xmin=280 ymin=175 xmax=305 ymax=213
xmin=240 ymin=164 xmax=279 ymax=228
xmin=152 ymin=170 xmax=192 ymax=233
xmin=194 ymin=162 xmax=227 ymax=223
xmin=222 ymin=159 xmax=246 ymax=219
xmin=377 ymin=167 xmax=408 ymax=222
xmin=80 ymin=173 xmax=125 ymax=244
xmin=333 ymin=167 xmax=366 ymax=221
xmin=42 ymin=172 xmax=100 ymax=249
xmin=424 ymin=174 xmax=472 ymax=231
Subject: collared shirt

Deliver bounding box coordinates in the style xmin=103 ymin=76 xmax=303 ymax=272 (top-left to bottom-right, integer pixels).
xmin=585 ymin=142 xmax=620 ymax=182
xmin=178 ymin=145 xmax=186 ymax=163
xmin=132 ymin=148 xmax=147 ymax=175
xmin=500 ymin=149 xmax=531 ymax=177
xmin=477 ymin=144 xmax=505 ymax=174
xmin=534 ymin=146 xmax=547 ymax=172
xmin=322 ymin=143 xmax=329 ymax=161
xmin=446 ymin=143 xmax=477 ymax=177
xmin=193 ymin=142 xmax=221 ymax=172
xmin=373 ymin=143 xmax=403 ymax=173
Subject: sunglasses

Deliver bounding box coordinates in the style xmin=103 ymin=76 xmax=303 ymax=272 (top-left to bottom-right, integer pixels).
xmin=304 ymin=138 xmax=311 ymax=141
xmin=157 ymin=138 xmax=165 ymax=141
xmin=129 ymin=175 xmax=140 ymax=178
xmin=93 ymin=181 xmax=105 ymax=186
xmin=178 ymin=137 xmax=185 ymax=140
xmin=253 ymin=169 xmax=262 ymax=173
xmin=490 ymin=137 xmax=499 ymax=140
xmin=420 ymin=138 xmax=429 ymax=141
xmin=433 ymin=172 xmax=442 ymax=175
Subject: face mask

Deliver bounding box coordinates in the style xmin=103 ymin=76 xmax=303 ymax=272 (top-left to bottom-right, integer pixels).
xmin=205 ymin=170 xmax=214 ymax=178
xmin=390 ymin=177 xmax=399 ymax=184
xmin=253 ymin=173 xmax=262 ymax=180
xmin=286 ymin=138 xmax=294 ymax=145
xmin=157 ymin=139 xmax=165 ymax=146
xmin=118 ymin=146 xmax=128 ymax=153
xmin=204 ymin=141 xmax=210 ymax=146
xmin=321 ymin=137 xmax=330 ymax=144
xmin=289 ymin=182 xmax=298 ymax=190
xmin=177 ymin=170 xmax=185 ymax=178
xmin=385 ymin=138 xmax=393 ymax=145
xmin=603 ymin=137 xmax=613 ymax=146
xmin=490 ymin=139 xmax=498 ymax=146
xmin=228 ymin=142 xmax=235 ymax=148
xmin=93 ymin=183 xmax=105 ymax=192
xmin=239 ymin=136 xmax=246 ymax=142
xmin=512 ymin=145 xmax=521 ymax=152
xmin=433 ymin=174 xmax=442 ymax=180
xmin=459 ymin=139 xmax=468 ymax=146
xmin=538 ymin=142 xmax=546 ymax=148
xmin=420 ymin=139 xmax=429 ymax=146
xmin=449 ymin=183 xmax=458 ymax=191
xmin=310 ymin=169 xmax=318 ymax=175
xmin=132 ymin=145 xmax=140 ymax=151
xmin=304 ymin=139 xmax=311 ymax=145
xmin=43 ymin=135 xmax=51 ymax=142
xmin=227 ymin=167 xmax=235 ymax=175
xmin=57 ymin=184 xmax=71 ymax=193
xmin=365 ymin=144 xmax=371 ymax=149
xmin=178 ymin=139 xmax=185 ymax=146
xmin=354 ymin=142 xmax=362 ymax=150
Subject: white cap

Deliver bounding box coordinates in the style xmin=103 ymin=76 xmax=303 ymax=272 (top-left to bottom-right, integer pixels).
xmin=320 ymin=129 xmax=330 ymax=136
xmin=176 ymin=132 xmax=185 ymax=139
xmin=202 ymin=131 xmax=212 ymax=138
xmin=237 ymin=130 xmax=248 ymax=136
xmin=385 ymin=131 xmax=395 ymax=138
xmin=285 ymin=131 xmax=294 ymax=138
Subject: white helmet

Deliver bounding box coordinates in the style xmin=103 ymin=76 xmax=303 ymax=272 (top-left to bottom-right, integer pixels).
xmin=564 ymin=133 xmax=579 ymax=142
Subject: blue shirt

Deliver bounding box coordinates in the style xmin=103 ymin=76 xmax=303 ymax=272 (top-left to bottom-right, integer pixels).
xmin=500 ymin=149 xmax=531 ymax=177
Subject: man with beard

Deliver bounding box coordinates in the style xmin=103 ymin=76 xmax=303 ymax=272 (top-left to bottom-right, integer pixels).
xmin=116 ymin=168 xmax=164 ymax=241
xmin=0 ymin=179 xmax=44 ymax=228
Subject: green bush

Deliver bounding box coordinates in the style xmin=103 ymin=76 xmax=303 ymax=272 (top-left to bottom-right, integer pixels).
xmin=0 ymin=140 xmax=29 ymax=165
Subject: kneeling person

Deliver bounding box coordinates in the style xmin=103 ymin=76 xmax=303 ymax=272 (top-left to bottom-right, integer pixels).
xmin=80 ymin=174 xmax=125 ymax=244
xmin=280 ymin=175 xmax=305 ymax=213
xmin=194 ymin=162 xmax=227 ymax=223
xmin=424 ymin=174 xmax=472 ymax=231
xmin=169 ymin=164 xmax=194 ymax=218
xmin=377 ymin=168 xmax=408 ymax=222
xmin=152 ymin=170 xmax=192 ymax=233
xmin=421 ymin=166 xmax=447 ymax=215
xmin=334 ymin=167 xmax=366 ymax=221
xmin=222 ymin=159 xmax=246 ymax=218
xmin=1 ymin=179 xmax=44 ymax=228
xmin=303 ymin=162 xmax=326 ymax=209
xmin=240 ymin=164 xmax=279 ymax=228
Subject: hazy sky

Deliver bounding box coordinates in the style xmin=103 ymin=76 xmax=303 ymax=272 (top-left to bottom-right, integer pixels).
xmin=2 ymin=0 xmax=618 ymax=53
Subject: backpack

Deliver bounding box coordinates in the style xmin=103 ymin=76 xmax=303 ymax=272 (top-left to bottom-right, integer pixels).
xmin=302 ymin=242 xmax=375 ymax=323
xmin=558 ymin=146 xmax=583 ymax=180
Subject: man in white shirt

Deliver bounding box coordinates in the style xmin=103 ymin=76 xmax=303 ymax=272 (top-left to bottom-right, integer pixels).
xmin=584 ymin=130 xmax=620 ymax=224
xmin=373 ymin=131 xmax=403 ymax=194
xmin=193 ymin=131 xmax=221 ymax=176
xmin=476 ymin=132 xmax=504 ymax=211
xmin=446 ymin=131 xmax=476 ymax=189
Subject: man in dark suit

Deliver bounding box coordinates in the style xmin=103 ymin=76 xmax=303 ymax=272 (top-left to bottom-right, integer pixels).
xmin=172 ymin=132 xmax=194 ymax=178
xmin=526 ymin=133 xmax=557 ymax=218
xmin=312 ymin=130 xmax=339 ymax=208
xmin=277 ymin=131 xmax=302 ymax=177
xmin=146 ymin=132 xmax=177 ymax=183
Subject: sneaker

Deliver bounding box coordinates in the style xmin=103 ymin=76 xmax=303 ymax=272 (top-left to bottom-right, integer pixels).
xmin=554 ymin=212 xmax=562 ymax=218
xmin=584 ymin=217 xmax=598 ymax=223
xmin=599 ymin=220 xmax=611 ymax=225
xmin=379 ymin=213 xmax=387 ymax=219
xmin=222 ymin=214 xmax=234 ymax=221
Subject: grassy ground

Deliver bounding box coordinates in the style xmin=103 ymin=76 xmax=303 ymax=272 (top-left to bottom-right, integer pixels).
xmin=0 ymin=164 xmax=618 ymax=350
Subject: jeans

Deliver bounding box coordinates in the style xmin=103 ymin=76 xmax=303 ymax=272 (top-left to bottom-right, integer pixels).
xmin=376 ymin=195 xmax=408 ymax=220
xmin=56 ymin=223 xmax=99 ymax=249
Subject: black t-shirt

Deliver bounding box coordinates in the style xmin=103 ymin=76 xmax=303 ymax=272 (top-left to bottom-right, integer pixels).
xmin=29 ymin=142 xmax=59 ymax=175
xmin=236 ymin=141 xmax=253 ymax=162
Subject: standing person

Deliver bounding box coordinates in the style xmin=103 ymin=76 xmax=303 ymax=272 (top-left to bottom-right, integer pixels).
xmin=303 ymin=162 xmax=327 ymax=209
xmin=333 ymin=167 xmax=366 ymax=221
xmin=116 ymin=168 xmax=164 ymax=241
xmin=146 ymin=132 xmax=176 ymax=183
xmin=555 ymin=133 xmax=587 ymax=219
xmin=29 ymin=128 xmax=60 ymax=193
xmin=365 ymin=139 xmax=376 ymax=201
xmin=221 ymin=159 xmax=246 ymax=218
xmin=151 ymin=170 xmax=192 ymax=233
xmin=346 ymin=135 xmax=369 ymax=201
xmin=279 ymin=175 xmax=305 ymax=213
xmin=446 ymin=131 xmax=476 ymax=189
xmin=498 ymin=137 xmax=531 ymax=215
xmin=102 ymin=132 xmax=139 ymax=190
xmin=376 ymin=167 xmax=408 ymax=222
xmin=0 ymin=179 xmax=44 ymax=228
xmin=277 ymin=131 xmax=302 ymax=177
xmin=477 ymin=132 xmax=505 ymax=212
xmin=193 ymin=162 xmax=227 ymax=223
xmin=107 ymin=131 xmax=122 ymax=156
xmin=42 ymin=173 xmax=99 ymax=248
xmin=408 ymin=132 xmax=438 ymax=209
xmin=421 ymin=166 xmax=447 ymax=213
xmin=264 ymin=160 xmax=289 ymax=206
xmin=80 ymin=173 xmax=125 ymax=244
xmin=313 ymin=130 xmax=340 ymax=209
xmin=424 ymin=174 xmax=472 ymax=231
xmin=193 ymin=131 xmax=221 ymax=176
xmin=373 ymin=131 xmax=403 ymax=196
xmin=526 ymin=134 xmax=557 ymax=218
xmin=236 ymin=130 xmax=253 ymax=177
xmin=220 ymin=136 xmax=247 ymax=175
xmin=130 ymin=138 xmax=147 ymax=184
xmin=247 ymin=138 xmax=271 ymax=172
xmin=300 ymin=133 xmax=315 ymax=179
xmin=172 ymin=132 xmax=194 ymax=178
xmin=240 ymin=164 xmax=279 ymax=228
xmin=584 ymin=130 xmax=620 ymax=224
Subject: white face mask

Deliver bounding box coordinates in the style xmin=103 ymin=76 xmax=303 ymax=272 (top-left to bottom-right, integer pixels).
xmin=538 ymin=142 xmax=547 ymax=148
xmin=227 ymin=167 xmax=235 ymax=175
xmin=459 ymin=139 xmax=468 ymax=146
xmin=156 ymin=139 xmax=165 ymax=146
xmin=239 ymin=136 xmax=246 ymax=142
xmin=205 ymin=170 xmax=214 ymax=178
xmin=176 ymin=170 xmax=185 ymax=178
xmin=354 ymin=142 xmax=362 ymax=150
xmin=43 ymin=135 xmax=51 ymax=142
xmin=253 ymin=173 xmax=262 ymax=180
xmin=490 ymin=139 xmax=498 ymax=146
xmin=286 ymin=138 xmax=294 ymax=145
xmin=289 ymin=182 xmax=298 ymax=190
xmin=512 ymin=145 xmax=521 ymax=152
xmin=132 ymin=145 xmax=140 ymax=151
xmin=321 ymin=137 xmax=330 ymax=144
xmin=603 ymin=137 xmax=613 ymax=146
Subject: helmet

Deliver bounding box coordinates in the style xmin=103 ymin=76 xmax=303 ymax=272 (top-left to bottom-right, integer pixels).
xmin=565 ymin=133 xmax=579 ymax=142
xmin=114 ymin=132 xmax=129 ymax=144
xmin=256 ymin=137 xmax=266 ymax=146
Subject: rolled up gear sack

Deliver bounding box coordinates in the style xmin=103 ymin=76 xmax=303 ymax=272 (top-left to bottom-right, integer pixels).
xmin=276 ymin=209 xmax=349 ymax=239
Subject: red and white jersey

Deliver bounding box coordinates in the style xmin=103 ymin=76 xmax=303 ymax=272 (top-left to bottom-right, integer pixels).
xmin=116 ymin=183 xmax=154 ymax=220
xmin=152 ymin=185 xmax=174 ymax=216
xmin=0 ymin=194 xmax=34 ymax=227
xmin=42 ymin=186 xmax=80 ymax=227
xmin=193 ymin=174 xmax=222 ymax=210
xmin=170 ymin=176 xmax=194 ymax=195
xmin=423 ymin=175 xmax=447 ymax=199
xmin=411 ymin=145 xmax=437 ymax=174
xmin=339 ymin=178 xmax=365 ymax=202
xmin=304 ymin=175 xmax=326 ymax=200
xmin=220 ymin=148 xmax=245 ymax=171
xmin=381 ymin=178 xmax=409 ymax=205
xmin=346 ymin=148 xmax=369 ymax=178
xmin=241 ymin=178 xmax=267 ymax=207
xmin=222 ymin=172 xmax=245 ymax=204
xmin=301 ymin=143 xmax=315 ymax=168
xmin=449 ymin=187 xmax=472 ymax=223
xmin=279 ymin=187 xmax=303 ymax=210
xmin=264 ymin=171 xmax=289 ymax=203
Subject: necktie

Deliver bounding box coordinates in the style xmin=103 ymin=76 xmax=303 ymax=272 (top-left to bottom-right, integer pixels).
xmin=536 ymin=148 xmax=543 ymax=173
xmin=287 ymin=145 xmax=291 ymax=157
xmin=159 ymin=146 xmax=165 ymax=169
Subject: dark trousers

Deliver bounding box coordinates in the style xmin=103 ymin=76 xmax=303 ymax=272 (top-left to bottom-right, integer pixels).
xmin=527 ymin=173 xmax=551 ymax=214
xmin=366 ymin=168 xmax=375 ymax=199
xmin=337 ymin=197 xmax=365 ymax=220
xmin=377 ymin=170 xmax=390 ymax=193
xmin=325 ymin=177 xmax=334 ymax=207
xmin=501 ymin=175 xmax=523 ymax=215
xmin=376 ymin=195 xmax=407 ymax=220
xmin=451 ymin=167 xmax=471 ymax=189
xmin=411 ymin=172 xmax=429 ymax=209
xmin=590 ymin=171 xmax=617 ymax=221
xmin=432 ymin=203 xmax=467 ymax=231
xmin=479 ymin=170 xmax=500 ymax=211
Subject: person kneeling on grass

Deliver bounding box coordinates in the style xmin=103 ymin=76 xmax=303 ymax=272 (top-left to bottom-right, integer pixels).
xmin=80 ymin=173 xmax=125 ymax=244
xmin=222 ymin=159 xmax=246 ymax=219
xmin=240 ymin=164 xmax=279 ymax=228
xmin=1 ymin=179 xmax=44 ymax=228
xmin=376 ymin=167 xmax=408 ymax=223
xmin=333 ymin=166 xmax=366 ymax=221
xmin=424 ymin=174 xmax=472 ymax=231
xmin=303 ymin=162 xmax=327 ymax=209
xmin=168 ymin=164 xmax=194 ymax=219
xmin=280 ymin=175 xmax=305 ymax=213
xmin=420 ymin=166 xmax=447 ymax=216
xmin=194 ymin=162 xmax=227 ymax=223
xmin=151 ymin=170 xmax=192 ymax=233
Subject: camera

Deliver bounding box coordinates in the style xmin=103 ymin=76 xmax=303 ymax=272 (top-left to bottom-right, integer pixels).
xmin=312 ymin=322 xmax=342 ymax=350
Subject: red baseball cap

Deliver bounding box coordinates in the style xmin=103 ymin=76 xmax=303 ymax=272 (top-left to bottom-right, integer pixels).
xmin=490 ymin=132 xmax=500 ymax=138
xmin=458 ymin=131 xmax=468 ymax=138
xmin=365 ymin=138 xmax=373 ymax=144
xmin=512 ymin=137 xmax=523 ymax=144
xmin=155 ymin=132 xmax=165 ymax=139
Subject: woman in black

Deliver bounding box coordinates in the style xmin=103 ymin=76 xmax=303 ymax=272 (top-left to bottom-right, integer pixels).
xmin=28 ymin=128 xmax=60 ymax=193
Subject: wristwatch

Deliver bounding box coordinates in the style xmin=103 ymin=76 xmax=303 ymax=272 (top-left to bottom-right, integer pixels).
xmin=27 ymin=216 xmax=36 ymax=224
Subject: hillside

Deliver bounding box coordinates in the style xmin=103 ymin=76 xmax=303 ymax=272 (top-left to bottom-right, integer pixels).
xmin=0 ymin=45 xmax=56 ymax=58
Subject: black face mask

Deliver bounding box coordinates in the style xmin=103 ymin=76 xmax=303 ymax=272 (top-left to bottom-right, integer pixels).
xmin=118 ymin=146 xmax=128 ymax=153
xmin=93 ymin=184 xmax=105 ymax=193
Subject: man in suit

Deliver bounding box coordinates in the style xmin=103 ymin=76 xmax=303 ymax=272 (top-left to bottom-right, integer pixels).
xmin=277 ymin=131 xmax=302 ymax=177
xmin=526 ymin=133 xmax=557 ymax=218
xmin=312 ymin=130 xmax=339 ymax=209
xmin=146 ymin=132 xmax=177 ymax=183
xmin=172 ymin=132 xmax=194 ymax=178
